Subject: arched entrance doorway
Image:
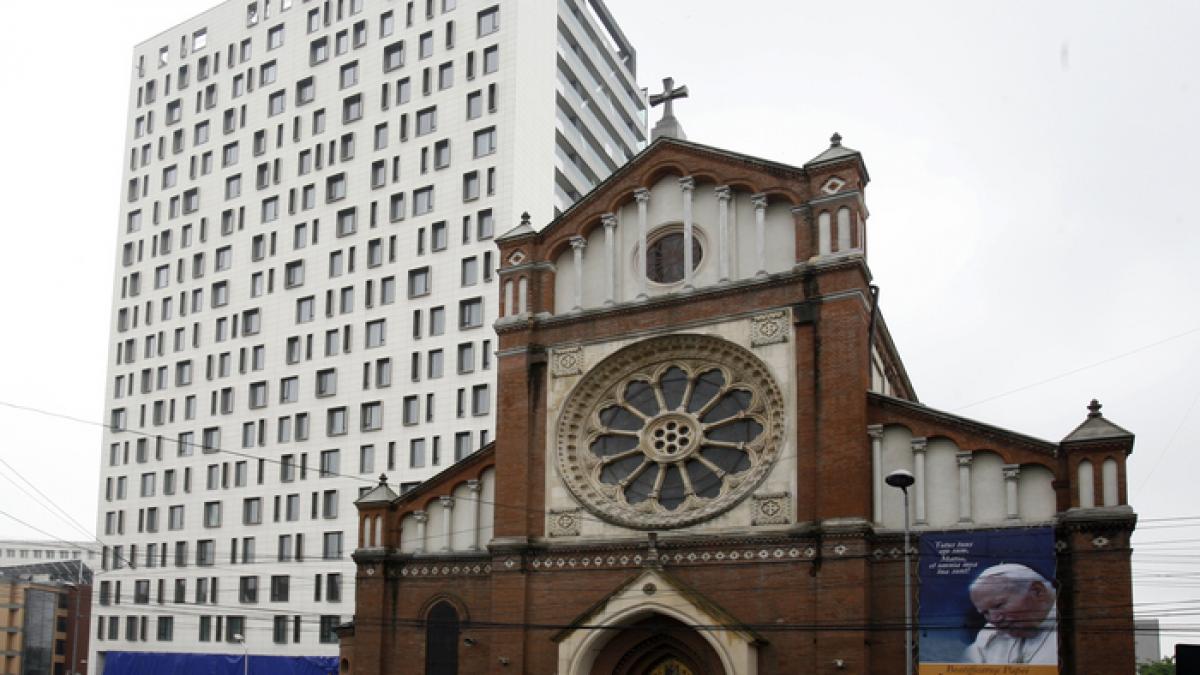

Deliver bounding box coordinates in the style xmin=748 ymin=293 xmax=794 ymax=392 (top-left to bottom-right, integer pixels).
xmin=589 ymin=615 xmax=726 ymax=675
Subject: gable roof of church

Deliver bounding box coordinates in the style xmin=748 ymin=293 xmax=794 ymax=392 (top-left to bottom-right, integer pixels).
xmin=1061 ymin=400 xmax=1134 ymax=444
xmin=498 ymin=135 xmax=862 ymax=244
xmin=381 ymin=442 xmax=495 ymax=508
xmin=804 ymin=132 xmax=868 ymax=178
xmin=869 ymin=392 xmax=1059 ymax=457
xmin=354 ymin=475 xmax=400 ymax=505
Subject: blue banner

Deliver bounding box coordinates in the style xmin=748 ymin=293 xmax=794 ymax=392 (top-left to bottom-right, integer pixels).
xmin=102 ymin=651 xmax=337 ymax=675
xmin=918 ymin=527 xmax=1058 ymax=673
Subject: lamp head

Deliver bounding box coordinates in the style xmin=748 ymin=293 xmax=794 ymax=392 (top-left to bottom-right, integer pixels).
xmin=233 ymin=634 xmax=245 ymax=643
xmin=885 ymin=469 xmax=915 ymax=490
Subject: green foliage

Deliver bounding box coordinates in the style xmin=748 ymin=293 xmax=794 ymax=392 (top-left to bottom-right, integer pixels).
xmin=1137 ymin=657 xmax=1175 ymax=675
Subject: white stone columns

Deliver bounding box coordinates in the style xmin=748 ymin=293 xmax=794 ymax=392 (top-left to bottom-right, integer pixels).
xmin=714 ymin=186 xmax=731 ymax=282
xmin=957 ymin=451 xmax=973 ymax=523
xmin=601 ymin=213 xmax=617 ymax=305
xmin=751 ymin=193 xmax=768 ymax=276
xmin=634 ymin=188 xmax=650 ymax=299
xmin=569 ymin=235 xmax=586 ymax=311
xmin=868 ymin=424 xmax=884 ymax=524
xmin=439 ymin=496 xmax=455 ymax=551
xmin=911 ymin=437 xmax=927 ymax=525
xmin=1002 ymin=464 xmax=1021 ymax=521
xmin=413 ymin=510 xmax=428 ymax=554
xmin=467 ymin=479 xmax=482 ymax=551
xmin=680 ymin=176 xmax=696 ymax=289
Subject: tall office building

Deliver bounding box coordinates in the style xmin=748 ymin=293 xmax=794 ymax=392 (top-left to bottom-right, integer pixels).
xmin=94 ymin=0 xmax=645 ymax=671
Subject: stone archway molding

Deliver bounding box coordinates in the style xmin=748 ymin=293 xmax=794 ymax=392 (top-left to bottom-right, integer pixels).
xmin=553 ymin=568 xmax=762 ymax=675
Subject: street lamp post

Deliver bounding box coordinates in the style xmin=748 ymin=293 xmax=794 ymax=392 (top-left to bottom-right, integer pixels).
xmin=886 ymin=469 xmax=916 ymax=675
xmin=69 ymin=560 xmax=82 ymax=675
xmin=234 ymin=633 xmax=248 ymax=675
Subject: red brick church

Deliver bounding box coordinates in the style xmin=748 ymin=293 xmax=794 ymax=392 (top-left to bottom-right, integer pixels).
xmin=338 ymin=133 xmax=1137 ymax=674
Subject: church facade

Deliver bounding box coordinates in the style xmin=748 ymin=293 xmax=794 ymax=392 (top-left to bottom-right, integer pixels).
xmin=338 ymin=136 xmax=1137 ymax=674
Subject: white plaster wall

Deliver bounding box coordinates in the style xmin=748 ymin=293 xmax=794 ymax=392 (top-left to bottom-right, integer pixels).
xmin=970 ymin=451 xmax=1006 ymax=524
xmin=399 ymin=512 xmax=420 ymax=554
xmin=478 ymin=467 xmax=496 ymax=546
xmin=1018 ymin=464 xmax=1056 ymax=521
xmin=554 ymin=176 xmax=797 ymax=313
xmin=424 ymin=500 xmax=448 ymax=553
xmin=543 ymin=315 xmax=797 ymax=540
xmin=878 ymin=425 xmax=914 ymax=529
xmin=925 ymin=438 xmax=960 ymax=527
xmin=396 ymin=467 xmax=494 ymax=553
xmin=875 ymin=425 xmax=1056 ymax=529
xmin=450 ymin=482 xmax=475 ymax=551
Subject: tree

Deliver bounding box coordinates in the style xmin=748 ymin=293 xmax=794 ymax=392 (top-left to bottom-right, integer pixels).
xmin=1138 ymin=657 xmax=1175 ymax=675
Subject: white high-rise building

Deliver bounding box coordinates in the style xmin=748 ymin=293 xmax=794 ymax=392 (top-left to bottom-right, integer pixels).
xmin=93 ymin=0 xmax=645 ymax=671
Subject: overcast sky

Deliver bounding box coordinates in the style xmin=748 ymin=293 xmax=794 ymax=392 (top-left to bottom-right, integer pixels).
xmin=0 ymin=0 xmax=1196 ymax=655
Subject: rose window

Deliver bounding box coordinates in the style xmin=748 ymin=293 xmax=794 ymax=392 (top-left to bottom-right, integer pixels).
xmin=556 ymin=335 xmax=785 ymax=529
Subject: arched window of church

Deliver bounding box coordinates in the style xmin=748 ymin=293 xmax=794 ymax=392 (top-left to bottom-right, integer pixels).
xmin=425 ymin=601 xmax=460 ymax=675
xmin=645 ymin=229 xmax=702 ymax=284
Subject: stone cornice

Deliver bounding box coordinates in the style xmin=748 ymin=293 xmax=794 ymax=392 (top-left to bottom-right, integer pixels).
xmin=494 ymin=257 xmax=872 ymax=336
xmin=1058 ymin=505 xmax=1137 ymax=532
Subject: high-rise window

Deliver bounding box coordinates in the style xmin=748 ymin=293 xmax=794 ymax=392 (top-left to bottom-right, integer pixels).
xmin=459 ymin=297 xmax=483 ymax=329
xmin=477 ymin=6 xmax=500 ymax=36
xmin=416 ymin=107 xmax=436 ymax=135
xmin=408 ymin=267 xmax=431 ymax=297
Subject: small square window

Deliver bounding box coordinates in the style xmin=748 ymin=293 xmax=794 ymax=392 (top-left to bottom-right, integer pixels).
xmin=383 ymin=41 xmax=405 ymax=71
xmin=339 ymin=61 xmax=359 ymax=89
xmin=477 ymin=6 xmax=499 ymax=37
xmin=462 ymin=171 xmax=479 ymax=201
xmin=337 ymin=208 xmax=357 ymax=236
xmin=473 ymin=127 xmax=496 ymax=157
xmin=268 ymin=90 xmax=286 ymax=116
xmin=413 ymin=186 xmax=434 ymax=215
xmin=297 ymin=77 xmax=316 ymax=105
xmin=466 ymin=90 xmax=482 ymax=119
xmin=326 ymin=409 xmax=347 ymax=436
xmin=310 ymin=37 xmax=329 ymax=65
xmin=416 ymin=107 xmax=436 ymax=136
xmin=459 ymin=297 xmax=483 ymax=329
xmin=434 ymin=139 xmax=450 ymax=169
xmin=342 ymin=94 xmax=363 ymax=123
xmin=366 ymin=319 xmax=386 ymax=348
xmin=408 ymin=267 xmax=431 ymax=297
xmin=483 ymin=45 xmax=499 ymax=74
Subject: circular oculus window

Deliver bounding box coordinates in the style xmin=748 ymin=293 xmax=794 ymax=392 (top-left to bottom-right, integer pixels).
xmin=644 ymin=229 xmax=703 ymax=284
xmin=555 ymin=334 xmax=786 ymax=529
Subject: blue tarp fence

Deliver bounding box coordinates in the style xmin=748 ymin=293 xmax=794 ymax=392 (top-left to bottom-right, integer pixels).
xmin=102 ymin=651 xmax=337 ymax=675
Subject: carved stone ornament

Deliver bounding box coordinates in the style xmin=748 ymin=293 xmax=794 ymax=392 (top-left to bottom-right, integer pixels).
xmin=751 ymin=492 xmax=792 ymax=526
xmin=555 ymin=334 xmax=786 ymax=530
xmin=551 ymin=346 xmax=585 ymax=378
xmin=507 ymin=249 xmax=527 ymax=266
xmin=821 ymin=177 xmax=847 ymax=195
xmin=749 ymin=310 xmax=790 ymax=347
xmin=547 ymin=508 xmax=583 ymax=537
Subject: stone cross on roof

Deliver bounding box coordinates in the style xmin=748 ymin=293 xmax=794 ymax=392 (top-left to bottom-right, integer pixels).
xmin=649 ymin=77 xmax=688 ymax=118
xmin=649 ymin=76 xmax=688 ymax=141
